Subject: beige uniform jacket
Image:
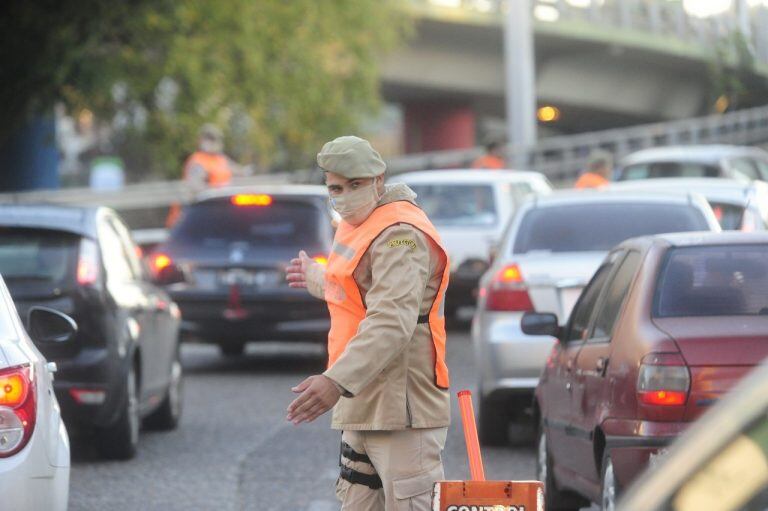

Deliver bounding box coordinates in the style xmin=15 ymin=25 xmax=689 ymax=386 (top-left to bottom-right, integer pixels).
xmin=306 ymin=184 xmax=451 ymax=431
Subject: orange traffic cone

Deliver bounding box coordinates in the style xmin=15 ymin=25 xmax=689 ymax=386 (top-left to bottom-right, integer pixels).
xmin=432 ymin=390 xmax=544 ymax=510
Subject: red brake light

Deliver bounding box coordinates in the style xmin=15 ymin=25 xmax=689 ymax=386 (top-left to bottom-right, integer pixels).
xmin=231 ymin=194 xmax=273 ymax=207
xmin=77 ymin=238 xmax=100 ymax=286
xmin=313 ymin=255 xmax=328 ymax=266
xmin=485 ymin=264 xmax=534 ymax=312
xmin=0 ymin=365 xmax=36 ymax=458
xmin=637 ymin=353 xmax=690 ymax=407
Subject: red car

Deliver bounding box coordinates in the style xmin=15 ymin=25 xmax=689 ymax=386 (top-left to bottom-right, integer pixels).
xmin=522 ymin=232 xmax=768 ymax=510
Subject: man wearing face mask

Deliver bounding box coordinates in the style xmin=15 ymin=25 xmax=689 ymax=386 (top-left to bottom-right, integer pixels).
xmin=285 ymin=136 xmax=451 ymax=510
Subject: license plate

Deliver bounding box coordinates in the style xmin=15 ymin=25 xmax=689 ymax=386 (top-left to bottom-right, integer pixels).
xmin=219 ymin=269 xmax=281 ymax=289
xmin=559 ymin=287 xmax=583 ymax=320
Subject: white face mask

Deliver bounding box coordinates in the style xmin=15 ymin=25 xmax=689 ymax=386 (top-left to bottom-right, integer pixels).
xmin=330 ymin=182 xmax=380 ymax=221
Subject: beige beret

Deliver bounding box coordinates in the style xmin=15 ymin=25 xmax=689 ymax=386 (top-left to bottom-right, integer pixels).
xmin=317 ymin=136 xmax=386 ymax=178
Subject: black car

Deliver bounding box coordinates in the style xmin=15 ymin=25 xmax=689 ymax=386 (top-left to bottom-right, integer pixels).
xmin=0 ymin=205 xmax=182 ymax=459
xmin=151 ymin=186 xmax=334 ymax=356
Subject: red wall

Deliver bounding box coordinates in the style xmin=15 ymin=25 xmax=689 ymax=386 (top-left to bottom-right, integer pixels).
xmin=404 ymin=102 xmax=476 ymax=153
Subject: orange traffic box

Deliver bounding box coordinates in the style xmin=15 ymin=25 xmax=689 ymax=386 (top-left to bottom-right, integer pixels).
xmin=432 ymin=390 xmax=544 ymax=511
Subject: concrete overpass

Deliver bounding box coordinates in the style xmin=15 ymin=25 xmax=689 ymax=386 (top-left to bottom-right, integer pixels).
xmin=381 ymin=0 xmax=768 ymax=153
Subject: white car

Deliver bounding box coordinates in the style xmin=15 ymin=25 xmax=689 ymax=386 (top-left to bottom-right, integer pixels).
xmin=471 ymin=191 xmax=721 ymax=445
xmin=609 ymin=177 xmax=768 ymax=231
xmin=390 ymin=169 xmax=552 ymax=319
xmin=0 ymin=277 xmax=72 ymax=510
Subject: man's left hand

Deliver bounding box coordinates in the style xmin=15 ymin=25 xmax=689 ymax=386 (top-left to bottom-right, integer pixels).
xmin=286 ymin=375 xmax=342 ymax=425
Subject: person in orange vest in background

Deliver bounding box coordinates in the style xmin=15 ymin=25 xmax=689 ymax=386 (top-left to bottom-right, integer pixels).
xmin=284 ymin=136 xmax=450 ymax=510
xmin=471 ymin=139 xmax=506 ymax=169
xmin=574 ymin=149 xmax=613 ymax=189
xmin=166 ymin=124 xmax=234 ymax=227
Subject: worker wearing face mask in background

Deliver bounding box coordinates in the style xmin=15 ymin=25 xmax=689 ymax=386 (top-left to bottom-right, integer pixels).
xmin=284 ymin=136 xmax=451 ymax=510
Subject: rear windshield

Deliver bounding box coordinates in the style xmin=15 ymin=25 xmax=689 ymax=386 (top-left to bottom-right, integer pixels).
xmin=655 ymin=244 xmax=768 ymax=317
xmin=171 ymin=197 xmax=323 ymax=246
xmin=410 ymin=184 xmax=497 ymax=227
xmin=710 ymin=202 xmax=745 ymax=231
xmin=0 ymin=228 xmax=80 ymax=295
xmin=619 ymin=162 xmax=720 ymax=180
xmin=513 ymin=203 xmax=709 ymax=254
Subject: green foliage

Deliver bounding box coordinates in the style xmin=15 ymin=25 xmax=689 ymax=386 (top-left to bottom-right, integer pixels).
xmin=0 ymin=0 xmax=410 ymax=178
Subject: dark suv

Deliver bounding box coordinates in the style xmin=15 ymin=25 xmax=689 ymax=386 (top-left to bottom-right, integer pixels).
xmin=0 ymin=205 xmax=182 ymax=459
xmin=151 ymin=186 xmax=334 ymax=356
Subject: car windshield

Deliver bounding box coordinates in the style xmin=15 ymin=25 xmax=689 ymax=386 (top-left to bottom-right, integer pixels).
xmin=0 ymin=228 xmax=80 ymax=296
xmin=654 ymin=244 xmax=768 ymax=317
xmin=512 ymin=203 xmax=709 ymax=254
xmin=619 ymin=161 xmax=720 ymax=180
xmin=172 ymin=197 xmax=323 ymax=247
xmin=409 ymin=184 xmax=497 ymax=227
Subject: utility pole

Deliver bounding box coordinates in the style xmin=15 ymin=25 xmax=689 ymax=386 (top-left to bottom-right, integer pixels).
xmin=503 ymin=0 xmax=537 ymax=168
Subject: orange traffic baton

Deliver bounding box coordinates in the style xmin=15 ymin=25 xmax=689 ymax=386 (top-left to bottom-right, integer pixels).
xmin=432 ymin=390 xmax=544 ymax=510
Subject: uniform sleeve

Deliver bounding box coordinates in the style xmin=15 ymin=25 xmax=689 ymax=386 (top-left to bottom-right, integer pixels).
xmin=323 ymin=224 xmax=430 ymax=396
xmin=305 ymin=262 xmax=326 ymax=300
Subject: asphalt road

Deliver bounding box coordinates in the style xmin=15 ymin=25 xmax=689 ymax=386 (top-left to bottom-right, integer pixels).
xmin=68 ymin=329 xmax=537 ymax=510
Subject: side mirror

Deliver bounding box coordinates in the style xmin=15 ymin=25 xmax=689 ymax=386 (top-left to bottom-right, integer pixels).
xmin=153 ymin=263 xmax=186 ymax=286
xmin=521 ymin=312 xmax=560 ymax=338
xmin=27 ymin=307 xmax=78 ymax=344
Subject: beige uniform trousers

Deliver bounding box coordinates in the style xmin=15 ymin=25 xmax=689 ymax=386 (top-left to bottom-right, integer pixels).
xmin=336 ymin=427 xmax=447 ymax=511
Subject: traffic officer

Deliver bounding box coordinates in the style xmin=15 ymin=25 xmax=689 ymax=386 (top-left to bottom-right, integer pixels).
xmin=285 ymin=136 xmax=451 ymax=510
xmin=574 ymin=149 xmax=613 ymax=189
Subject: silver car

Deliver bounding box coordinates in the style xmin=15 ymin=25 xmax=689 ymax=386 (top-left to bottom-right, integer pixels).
xmin=471 ymin=191 xmax=721 ymax=445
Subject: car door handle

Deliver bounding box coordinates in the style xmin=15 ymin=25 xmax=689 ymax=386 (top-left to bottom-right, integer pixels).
xmin=596 ymin=357 xmax=608 ymax=374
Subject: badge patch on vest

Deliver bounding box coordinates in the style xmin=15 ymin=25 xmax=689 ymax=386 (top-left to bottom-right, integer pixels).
xmin=387 ymin=238 xmax=417 ymax=250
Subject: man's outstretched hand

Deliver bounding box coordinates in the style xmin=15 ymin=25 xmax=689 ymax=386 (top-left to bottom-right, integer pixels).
xmin=285 ymin=250 xmax=313 ymax=288
xmin=287 ymin=375 xmax=342 ymax=425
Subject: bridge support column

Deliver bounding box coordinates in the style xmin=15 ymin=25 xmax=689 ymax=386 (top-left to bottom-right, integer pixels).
xmin=403 ymin=102 xmax=475 ymax=153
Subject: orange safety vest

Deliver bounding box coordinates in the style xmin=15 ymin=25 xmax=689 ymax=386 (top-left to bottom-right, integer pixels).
xmin=471 ymin=155 xmax=505 ymax=170
xmin=325 ymin=200 xmax=451 ymax=389
xmin=183 ymin=151 xmax=232 ymax=186
xmin=574 ymin=172 xmax=609 ymax=189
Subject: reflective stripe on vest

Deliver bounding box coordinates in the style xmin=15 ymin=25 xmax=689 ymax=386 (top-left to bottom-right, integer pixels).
xmin=184 ymin=152 xmax=232 ymax=186
xmin=324 ymin=200 xmax=450 ymax=389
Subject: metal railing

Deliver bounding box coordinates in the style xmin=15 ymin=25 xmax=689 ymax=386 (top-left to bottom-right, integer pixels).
xmin=411 ymin=0 xmax=768 ymax=66
xmin=387 ymin=103 xmax=768 ymax=183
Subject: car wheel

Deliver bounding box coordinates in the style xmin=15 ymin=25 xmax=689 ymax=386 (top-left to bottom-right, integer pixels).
xmin=601 ymin=452 xmax=618 ymax=511
xmin=478 ymin=393 xmax=509 ymax=446
xmin=143 ymin=348 xmax=183 ymax=431
xmin=97 ymin=363 xmax=140 ymax=460
xmin=219 ymin=342 xmax=245 ymax=357
xmin=537 ymin=423 xmax=588 ymax=511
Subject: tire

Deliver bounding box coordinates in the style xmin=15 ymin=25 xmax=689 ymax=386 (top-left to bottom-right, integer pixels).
xmin=143 ymin=349 xmax=183 ymax=431
xmin=601 ymin=451 xmax=619 ymax=511
xmin=97 ymin=363 xmax=140 ymax=460
xmin=536 ymin=423 xmax=588 ymax=511
xmin=478 ymin=393 xmax=509 ymax=446
xmin=219 ymin=342 xmax=245 ymax=357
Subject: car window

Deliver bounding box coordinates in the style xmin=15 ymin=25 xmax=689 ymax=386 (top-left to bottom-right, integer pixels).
xmin=172 ymin=197 xmax=323 ymax=246
xmin=619 ymin=162 xmax=720 ymax=180
xmin=667 ymin=414 xmax=768 ymax=511
xmin=512 ymin=203 xmax=709 ymax=254
xmin=409 ymin=184 xmax=497 ymax=227
xmin=729 ymin=158 xmax=762 ymax=181
xmin=99 ymin=221 xmax=136 ymax=283
xmin=709 ymin=202 xmax=746 ymax=231
xmin=0 ymin=228 xmax=80 ymax=296
xmin=565 ymin=256 xmax=618 ymax=343
xmin=655 ymin=244 xmax=768 ymax=317
xmin=590 ymin=251 xmax=642 ymax=340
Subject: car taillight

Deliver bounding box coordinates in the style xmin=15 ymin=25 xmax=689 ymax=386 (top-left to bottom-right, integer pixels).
xmin=484 ymin=264 xmax=534 ymax=312
xmin=0 ymin=365 xmax=36 ymax=458
xmin=637 ymin=353 xmax=690 ymax=406
xmin=313 ymin=254 xmax=328 ymax=266
xmin=231 ymin=194 xmax=273 ymax=207
xmin=77 ymin=238 xmax=100 ymax=286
